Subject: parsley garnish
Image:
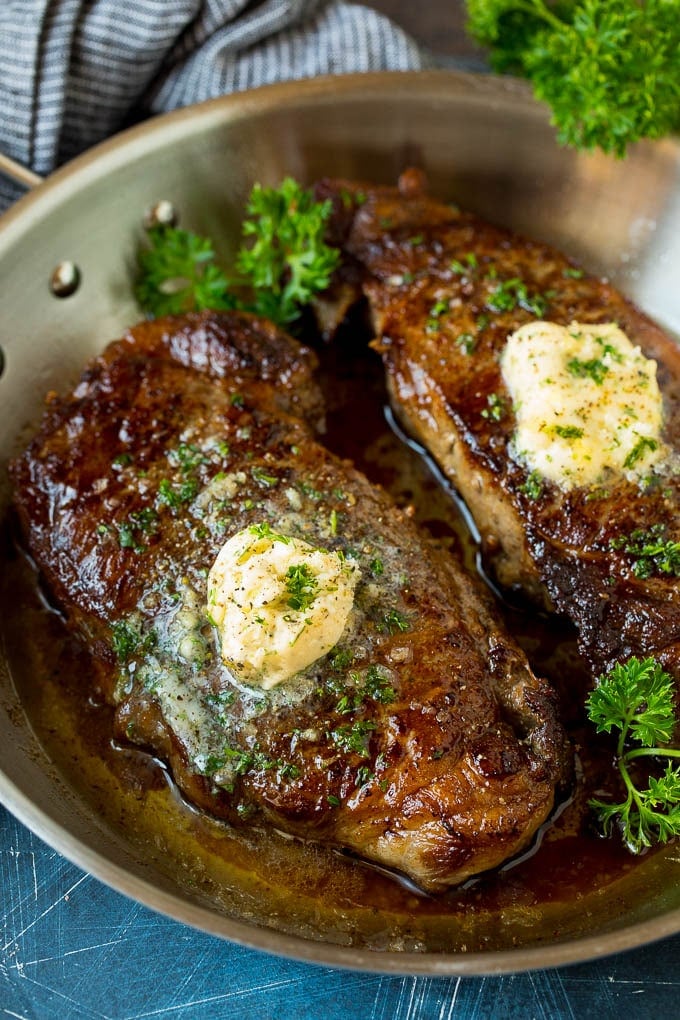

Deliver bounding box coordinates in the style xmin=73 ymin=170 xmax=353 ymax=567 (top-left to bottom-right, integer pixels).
xmin=208 ymin=746 xmax=300 ymax=780
xmin=553 ymin=424 xmax=584 ymax=440
xmin=170 ymin=443 xmax=208 ymax=472
xmin=623 ymin=436 xmax=659 ymax=470
xmin=426 ymin=299 xmax=449 ymax=333
xmin=250 ymin=465 xmax=279 ymax=488
xmin=610 ymin=523 xmax=680 ymax=579
xmin=285 ymin=562 xmax=318 ymax=612
xmin=111 ymin=620 xmax=155 ymax=661
xmin=328 ymin=720 xmax=376 ymax=758
xmin=136 ymin=179 xmax=339 ymax=325
xmin=362 ymin=665 xmax=397 ymax=704
xmin=135 ymin=227 xmax=236 ymax=317
xmin=248 ymin=522 xmax=290 ymax=543
xmin=455 ymin=332 xmax=476 ymax=355
xmin=237 ymin=178 xmax=340 ymax=324
xmin=586 ymin=657 xmax=680 ymax=852
xmin=466 ymin=0 xmax=680 ymax=156
xmin=379 ymin=608 xmax=411 ymax=635
xmin=330 ymin=649 xmax=354 ymax=672
xmin=567 ymin=356 xmax=609 ymax=385
xmin=335 ymin=666 xmax=396 ymax=714
xmin=450 ymin=253 xmax=478 ymax=274
xmin=481 ymin=393 xmax=506 ymax=421
xmin=519 ymin=469 xmax=543 ymax=500
xmin=116 ymin=507 xmax=159 ymax=553
xmin=157 ymin=477 xmax=198 ymax=510
xmin=486 ymin=277 xmax=549 ymax=316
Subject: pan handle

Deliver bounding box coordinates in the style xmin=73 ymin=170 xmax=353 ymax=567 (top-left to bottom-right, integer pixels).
xmin=0 ymin=152 xmax=44 ymax=190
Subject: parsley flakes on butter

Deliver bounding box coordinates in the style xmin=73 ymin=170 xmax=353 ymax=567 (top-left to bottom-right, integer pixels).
xmin=501 ymin=321 xmax=667 ymax=490
xmin=207 ymin=525 xmax=360 ymax=689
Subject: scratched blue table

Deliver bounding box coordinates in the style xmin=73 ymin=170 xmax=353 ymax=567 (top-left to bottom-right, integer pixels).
xmin=2 ymin=805 xmax=679 ymax=1019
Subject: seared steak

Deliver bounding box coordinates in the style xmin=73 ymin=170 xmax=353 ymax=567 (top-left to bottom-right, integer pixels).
xmin=318 ymin=171 xmax=680 ymax=682
xmin=10 ymin=310 xmax=569 ymax=892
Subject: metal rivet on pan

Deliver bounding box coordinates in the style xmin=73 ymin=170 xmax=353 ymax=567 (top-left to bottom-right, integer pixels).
xmin=50 ymin=260 xmax=81 ymax=298
xmin=144 ymin=200 xmax=178 ymax=229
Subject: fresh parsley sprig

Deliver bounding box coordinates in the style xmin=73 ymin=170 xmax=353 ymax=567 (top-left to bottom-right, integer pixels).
xmin=466 ymin=0 xmax=680 ymax=156
xmin=135 ymin=178 xmax=340 ymax=325
xmin=586 ymin=656 xmax=680 ymax=852
xmin=236 ymin=178 xmax=340 ymax=325
xmin=135 ymin=227 xmax=236 ymax=318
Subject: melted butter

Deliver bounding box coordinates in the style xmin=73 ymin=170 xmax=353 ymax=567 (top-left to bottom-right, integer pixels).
xmin=207 ymin=526 xmax=360 ymax=689
xmin=501 ymin=321 xmax=667 ymax=489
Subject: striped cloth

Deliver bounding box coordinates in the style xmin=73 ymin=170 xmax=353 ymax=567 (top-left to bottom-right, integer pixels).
xmin=0 ymin=1 xmax=425 ymax=210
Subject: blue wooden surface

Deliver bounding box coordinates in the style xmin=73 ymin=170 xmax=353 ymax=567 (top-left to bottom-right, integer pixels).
xmin=2 ymin=804 xmax=679 ymax=1019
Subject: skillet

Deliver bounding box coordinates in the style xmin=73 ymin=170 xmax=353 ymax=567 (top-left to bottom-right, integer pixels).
xmin=1 ymin=70 xmax=680 ymax=974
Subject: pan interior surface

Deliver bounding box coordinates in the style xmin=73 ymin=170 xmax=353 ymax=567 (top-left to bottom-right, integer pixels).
xmin=1 ymin=71 xmax=680 ymax=974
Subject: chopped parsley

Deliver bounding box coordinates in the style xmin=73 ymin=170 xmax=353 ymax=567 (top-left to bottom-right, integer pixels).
xmin=455 ymin=332 xmax=476 ymax=354
xmin=111 ymin=620 xmax=154 ymax=661
xmin=116 ymin=507 xmax=159 ymax=552
xmin=610 ymin=523 xmax=680 ymax=579
xmin=567 ymin=356 xmax=609 ymax=385
xmin=248 ymin=522 xmax=290 ymax=543
xmin=328 ymin=720 xmax=376 ymax=758
xmin=285 ymin=562 xmax=318 ymax=612
xmin=450 ymin=253 xmax=478 ymax=274
xmin=426 ymin=299 xmax=449 ymax=333
xmin=335 ymin=665 xmax=396 ymax=715
xmin=519 ymin=470 xmax=543 ymax=500
xmin=297 ymin=480 xmax=324 ymax=502
xmin=481 ymin=393 xmax=506 ymax=421
xmin=553 ymin=424 xmax=584 ymax=439
xmin=362 ymin=665 xmax=397 ymax=704
xmin=207 ymin=746 xmax=300 ymax=780
xmin=379 ymin=608 xmax=411 ymax=634
xmin=157 ymin=477 xmax=198 ymax=509
xmin=486 ymin=277 xmax=550 ymax=317
xmin=623 ymin=436 xmax=659 ymax=470
xmin=170 ymin=443 xmax=208 ymax=473
xmin=251 ymin=465 xmax=279 ymax=488
xmin=330 ymin=648 xmax=354 ymax=672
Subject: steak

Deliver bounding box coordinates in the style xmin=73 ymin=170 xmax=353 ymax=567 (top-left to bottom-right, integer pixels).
xmin=10 ymin=310 xmax=569 ymax=892
xmin=317 ymin=171 xmax=680 ymax=682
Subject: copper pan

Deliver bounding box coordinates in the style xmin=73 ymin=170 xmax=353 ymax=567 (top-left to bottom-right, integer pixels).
xmin=1 ymin=70 xmax=679 ymax=975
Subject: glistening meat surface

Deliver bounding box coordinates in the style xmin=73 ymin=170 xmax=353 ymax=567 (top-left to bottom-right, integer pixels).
xmin=317 ymin=172 xmax=680 ymax=682
xmin=10 ymin=310 xmax=569 ymax=892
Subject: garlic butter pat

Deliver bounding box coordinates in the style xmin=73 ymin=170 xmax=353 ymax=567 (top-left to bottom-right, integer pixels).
xmin=207 ymin=525 xmax=360 ymax=689
xmin=501 ymin=321 xmax=666 ymax=489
